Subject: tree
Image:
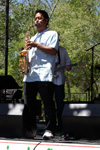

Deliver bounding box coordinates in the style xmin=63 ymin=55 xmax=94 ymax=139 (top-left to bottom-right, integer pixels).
xmin=49 ymin=0 xmax=100 ymax=100
xmin=0 ymin=0 xmax=100 ymax=101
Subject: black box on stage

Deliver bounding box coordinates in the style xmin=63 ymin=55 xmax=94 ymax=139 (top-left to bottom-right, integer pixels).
xmin=0 ymin=100 xmax=41 ymax=138
xmin=62 ymin=103 xmax=100 ymax=138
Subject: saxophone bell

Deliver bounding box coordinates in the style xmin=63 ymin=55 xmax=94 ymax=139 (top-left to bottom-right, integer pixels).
xmin=19 ymin=49 xmax=29 ymax=74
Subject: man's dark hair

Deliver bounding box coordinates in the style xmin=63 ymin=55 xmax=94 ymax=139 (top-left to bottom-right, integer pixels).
xmin=35 ymin=9 xmax=49 ymax=25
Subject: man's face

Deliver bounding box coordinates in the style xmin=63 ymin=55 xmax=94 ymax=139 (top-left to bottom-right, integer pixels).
xmin=35 ymin=12 xmax=48 ymax=28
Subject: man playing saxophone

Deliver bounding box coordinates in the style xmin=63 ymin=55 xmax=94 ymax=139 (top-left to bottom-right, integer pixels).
xmin=19 ymin=9 xmax=59 ymax=139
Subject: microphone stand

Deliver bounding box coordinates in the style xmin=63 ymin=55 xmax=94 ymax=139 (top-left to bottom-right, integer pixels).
xmin=86 ymin=42 xmax=100 ymax=101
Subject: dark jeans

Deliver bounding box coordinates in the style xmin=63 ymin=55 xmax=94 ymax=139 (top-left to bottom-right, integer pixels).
xmin=23 ymin=81 xmax=56 ymax=134
xmin=54 ymin=84 xmax=65 ymax=130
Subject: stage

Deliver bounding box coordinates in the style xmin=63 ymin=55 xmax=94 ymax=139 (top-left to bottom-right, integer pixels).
xmin=0 ymin=103 xmax=100 ymax=149
xmin=0 ymin=136 xmax=100 ymax=150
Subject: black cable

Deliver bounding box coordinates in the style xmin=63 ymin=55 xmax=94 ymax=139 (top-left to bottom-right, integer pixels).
xmin=33 ymin=141 xmax=42 ymax=150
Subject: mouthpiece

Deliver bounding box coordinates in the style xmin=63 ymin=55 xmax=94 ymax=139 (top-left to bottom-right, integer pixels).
xmin=34 ymin=24 xmax=37 ymax=26
xmin=35 ymin=23 xmax=40 ymax=26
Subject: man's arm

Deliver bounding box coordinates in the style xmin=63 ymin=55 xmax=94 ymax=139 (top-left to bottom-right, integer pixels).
xmin=26 ymin=41 xmax=57 ymax=55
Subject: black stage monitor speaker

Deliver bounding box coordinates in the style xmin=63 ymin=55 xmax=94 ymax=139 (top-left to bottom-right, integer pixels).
xmin=62 ymin=103 xmax=100 ymax=138
xmin=0 ymin=101 xmax=41 ymax=138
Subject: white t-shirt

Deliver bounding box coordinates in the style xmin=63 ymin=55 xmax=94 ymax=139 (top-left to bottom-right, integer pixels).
xmin=23 ymin=28 xmax=59 ymax=82
xmin=53 ymin=46 xmax=71 ymax=85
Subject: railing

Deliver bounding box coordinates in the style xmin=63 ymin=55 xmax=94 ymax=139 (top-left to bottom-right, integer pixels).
xmin=93 ymin=93 xmax=100 ymax=102
xmin=64 ymin=93 xmax=87 ymax=102
xmin=64 ymin=92 xmax=100 ymax=102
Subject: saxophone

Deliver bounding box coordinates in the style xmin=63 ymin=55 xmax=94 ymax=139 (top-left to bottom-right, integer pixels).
xmin=19 ymin=25 xmax=36 ymax=74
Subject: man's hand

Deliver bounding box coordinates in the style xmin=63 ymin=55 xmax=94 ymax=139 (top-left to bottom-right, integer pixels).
xmin=66 ymin=65 xmax=72 ymax=71
xmin=26 ymin=41 xmax=37 ymax=49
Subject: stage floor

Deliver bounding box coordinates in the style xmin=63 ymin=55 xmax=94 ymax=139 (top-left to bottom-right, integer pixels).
xmin=1 ymin=103 xmax=100 ymax=149
xmin=0 ymin=135 xmax=100 ymax=150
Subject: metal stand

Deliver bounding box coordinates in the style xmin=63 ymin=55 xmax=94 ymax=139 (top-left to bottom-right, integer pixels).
xmin=86 ymin=43 xmax=100 ymax=101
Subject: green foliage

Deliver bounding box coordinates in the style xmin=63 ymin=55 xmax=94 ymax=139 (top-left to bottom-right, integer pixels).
xmin=49 ymin=0 xmax=100 ymax=100
xmin=0 ymin=0 xmax=100 ymax=101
